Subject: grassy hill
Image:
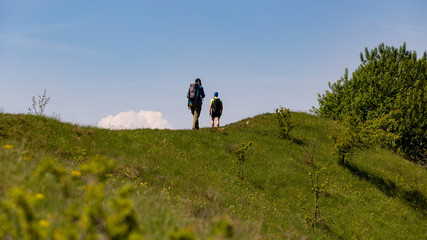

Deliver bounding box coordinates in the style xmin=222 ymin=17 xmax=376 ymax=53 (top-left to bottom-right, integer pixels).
xmin=0 ymin=112 xmax=425 ymax=239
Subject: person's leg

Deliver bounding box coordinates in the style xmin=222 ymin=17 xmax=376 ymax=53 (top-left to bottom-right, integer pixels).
xmin=190 ymin=103 xmax=197 ymax=129
xmin=193 ymin=103 xmax=201 ymax=129
xmin=211 ymin=117 xmax=214 ymax=127
xmin=193 ymin=110 xmax=199 ymax=129
xmin=190 ymin=104 xmax=195 ymax=116
xmin=216 ymin=117 xmax=220 ymax=127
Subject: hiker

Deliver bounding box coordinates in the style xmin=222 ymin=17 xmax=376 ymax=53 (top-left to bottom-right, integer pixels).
xmin=209 ymin=92 xmax=223 ymax=127
xmin=187 ymin=78 xmax=205 ymax=129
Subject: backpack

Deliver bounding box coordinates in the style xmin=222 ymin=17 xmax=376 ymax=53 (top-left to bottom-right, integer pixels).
xmin=188 ymin=83 xmax=199 ymax=102
xmin=212 ymin=98 xmax=222 ymax=114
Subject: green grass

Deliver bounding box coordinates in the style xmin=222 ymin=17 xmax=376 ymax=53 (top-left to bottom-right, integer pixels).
xmin=0 ymin=112 xmax=426 ymax=239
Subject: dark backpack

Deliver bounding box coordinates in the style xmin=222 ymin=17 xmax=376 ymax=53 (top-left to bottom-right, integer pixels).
xmin=188 ymin=83 xmax=199 ymax=102
xmin=212 ymin=98 xmax=222 ymax=114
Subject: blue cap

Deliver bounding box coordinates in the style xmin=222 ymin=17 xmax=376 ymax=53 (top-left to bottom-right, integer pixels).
xmin=214 ymin=92 xmax=218 ymax=97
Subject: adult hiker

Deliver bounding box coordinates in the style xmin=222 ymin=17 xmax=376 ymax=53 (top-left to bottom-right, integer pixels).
xmin=209 ymin=92 xmax=223 ymax=127
xmin=187 ymin=78 xmax=205 ymax=129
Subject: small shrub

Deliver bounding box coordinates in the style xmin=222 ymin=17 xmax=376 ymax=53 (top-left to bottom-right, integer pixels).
xmin=298 ymin=147 xmax=329 ymax=230
xmin=274 ymin=106 xmax=295 ymax=139
xmin=237 ymin=142 xmax=253 ymax=180
xmin=28 ymin=89 xmax=50 ymax=116
xmin=308 ymin=167 xmax=329 ymax=228
xmin=332 ymin=127 xmax=359 ymax=165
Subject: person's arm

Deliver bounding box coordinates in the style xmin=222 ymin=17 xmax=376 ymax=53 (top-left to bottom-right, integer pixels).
xmin=200 ymin=87 xmax=205 ymax=99
xmin=209 ymin=99 xmax=213 ymax=116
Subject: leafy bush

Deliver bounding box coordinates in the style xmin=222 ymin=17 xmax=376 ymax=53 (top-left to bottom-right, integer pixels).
xmin=316 ymin=43 xmax=427 ymax=163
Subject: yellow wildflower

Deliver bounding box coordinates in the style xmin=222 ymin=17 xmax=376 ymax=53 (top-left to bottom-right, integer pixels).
xmin=35 ymin=193 xmax=45 ymax=200
xmin=3 ymin=145 xmax=13 ymax=149
xmin=39 ymin=219 xmax=50 ymax=227
xmin=71 ymin=170 xmax=81 ymax=177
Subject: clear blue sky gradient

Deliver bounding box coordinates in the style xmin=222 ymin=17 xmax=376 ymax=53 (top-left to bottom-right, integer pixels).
xmin=1 ymin=0 xmax=426 ymax=129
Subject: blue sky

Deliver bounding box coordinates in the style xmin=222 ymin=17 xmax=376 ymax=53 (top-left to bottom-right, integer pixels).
xmin=1 ymin=0 xmax=426 ymax=129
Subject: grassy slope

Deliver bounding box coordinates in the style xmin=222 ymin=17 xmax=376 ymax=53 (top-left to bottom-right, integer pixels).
xmin=0 ymin=112 xmax=426 ymax=239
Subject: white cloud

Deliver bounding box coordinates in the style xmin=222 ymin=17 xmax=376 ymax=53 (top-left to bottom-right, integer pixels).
xmin=98 ymin=110 xmax=173 ymax=130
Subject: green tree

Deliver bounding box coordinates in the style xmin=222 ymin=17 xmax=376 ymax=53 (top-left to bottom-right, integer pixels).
xmin=316 ymin=43 xmax=426 ymax=163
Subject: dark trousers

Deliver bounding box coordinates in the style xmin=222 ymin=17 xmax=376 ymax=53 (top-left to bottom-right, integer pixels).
xmin=189 ymin=102 xmax=202 ymax=129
